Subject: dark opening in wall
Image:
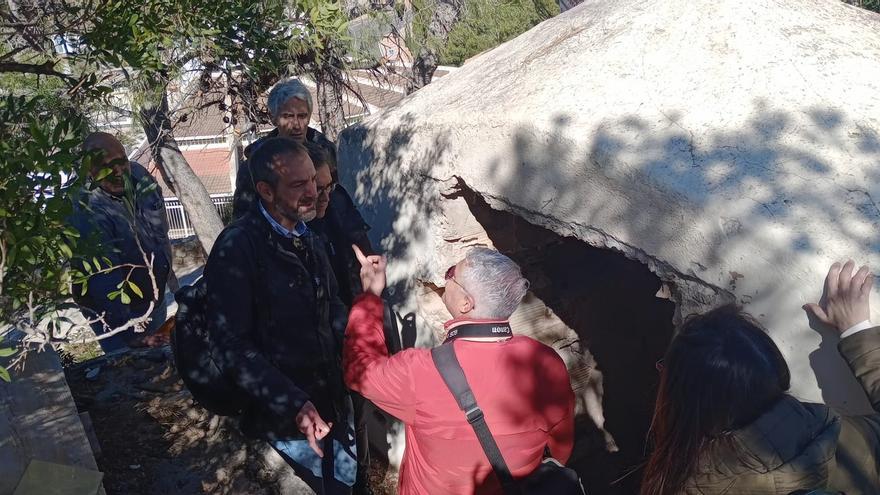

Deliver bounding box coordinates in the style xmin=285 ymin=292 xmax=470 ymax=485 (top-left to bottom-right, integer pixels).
xmin=456 ymin=187 xmax=676 ymax=494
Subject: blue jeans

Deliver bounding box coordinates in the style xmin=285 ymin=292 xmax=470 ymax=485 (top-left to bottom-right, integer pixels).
xmin=271 ymin=406 xmax=357 ymax=495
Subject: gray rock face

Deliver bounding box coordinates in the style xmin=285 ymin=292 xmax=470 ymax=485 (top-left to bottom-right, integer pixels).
xmin=339 ymin=0 xmax=880 ymax=468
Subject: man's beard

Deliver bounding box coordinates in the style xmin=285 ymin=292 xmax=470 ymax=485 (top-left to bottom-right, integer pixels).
xmin=299 ymin=208 xmax=317 ymax=222
xmin=278 ymin=202 xmax=316 ymax=224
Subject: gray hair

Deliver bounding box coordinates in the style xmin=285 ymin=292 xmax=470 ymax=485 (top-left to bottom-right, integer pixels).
xmin=457 ymin=248 xmax=530 ymax=320
xmin=268 ymin=78 xmax=312 ymax=118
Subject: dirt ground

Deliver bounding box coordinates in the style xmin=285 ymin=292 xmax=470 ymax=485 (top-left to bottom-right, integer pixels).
xmin=64 ymin=347 xmax=398 ymax=495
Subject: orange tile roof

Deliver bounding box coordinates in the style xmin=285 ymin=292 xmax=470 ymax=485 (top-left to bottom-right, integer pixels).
xmin=145 ymin=146 xmax=234 ymax=198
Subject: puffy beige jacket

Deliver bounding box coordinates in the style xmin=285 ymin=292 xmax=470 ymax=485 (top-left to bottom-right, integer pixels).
xmin=684 ymin=327 xmax=880 ymax=494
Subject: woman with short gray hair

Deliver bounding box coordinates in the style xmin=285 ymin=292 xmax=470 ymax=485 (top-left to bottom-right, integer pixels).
xmin=268 ymin=78 xmax=313 ymax=117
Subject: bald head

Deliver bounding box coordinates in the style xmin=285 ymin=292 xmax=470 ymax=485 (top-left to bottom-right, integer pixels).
xmin=84 ymin=132 xmax=125 ymax=155
xmin=84 ymin=132 xmax=129 ymax=196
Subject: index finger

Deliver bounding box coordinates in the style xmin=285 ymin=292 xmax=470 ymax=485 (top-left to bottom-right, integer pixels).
xmin=352 ymin=244 xmax=367 ymax=264
xmin=307 ymin=424 xmax=324 ymax=458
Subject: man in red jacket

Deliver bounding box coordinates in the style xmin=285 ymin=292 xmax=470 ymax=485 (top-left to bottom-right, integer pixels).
xmin=344 ymin=246 xmax=575 ymax=494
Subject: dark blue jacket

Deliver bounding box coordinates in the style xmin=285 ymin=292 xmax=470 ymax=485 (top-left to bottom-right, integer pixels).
xmin=71 ymin=162 xmax=171 ymax=327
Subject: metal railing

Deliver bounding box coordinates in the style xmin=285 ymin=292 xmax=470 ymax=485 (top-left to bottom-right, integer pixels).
xmin=165 ymin=194 xmax=234 ymax=239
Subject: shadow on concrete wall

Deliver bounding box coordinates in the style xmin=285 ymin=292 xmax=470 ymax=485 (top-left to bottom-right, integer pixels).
xmin=339 ymin=99 xmax=880 ymax=491
xmin=470 ymin=104 xmax=878 ymax=415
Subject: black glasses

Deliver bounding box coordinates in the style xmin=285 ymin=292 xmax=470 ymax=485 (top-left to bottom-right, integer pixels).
xmin=317 ymin=182 xmax=337 ymax=196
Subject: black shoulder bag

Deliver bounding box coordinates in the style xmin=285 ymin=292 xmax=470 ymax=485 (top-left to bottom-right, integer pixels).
xmin=431 ymin=343 xmax=585 ymax=495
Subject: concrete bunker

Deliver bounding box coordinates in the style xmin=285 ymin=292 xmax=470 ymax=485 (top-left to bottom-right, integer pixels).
xmin=340 ymin=0 xmax=880 ymax=487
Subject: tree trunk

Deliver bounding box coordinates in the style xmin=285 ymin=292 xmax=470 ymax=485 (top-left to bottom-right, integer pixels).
xmin=406 ymin=0 xmax=464 ymax=94
xmin=315 ymin=69 xmax=347 ymax=142
xmin=139 ymin=79 xmax=224 ymax=255
xmin=409 ymin=49 xmax=439 ymax=93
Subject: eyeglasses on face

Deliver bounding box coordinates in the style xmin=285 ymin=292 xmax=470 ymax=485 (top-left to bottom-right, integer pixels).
xmin=444 ymin=263 xmax=474 ymax=300
xmin=317 ymin=181 xmax=337 ymax=196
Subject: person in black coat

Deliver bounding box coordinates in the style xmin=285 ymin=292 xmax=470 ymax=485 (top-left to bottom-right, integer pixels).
xmin=304 ymin=142 xmax=376 ymax=494
xmin=204 ymin=137 xmax=354 ymax=494
xmin=232 ymin=78 xmax=375 ymax=494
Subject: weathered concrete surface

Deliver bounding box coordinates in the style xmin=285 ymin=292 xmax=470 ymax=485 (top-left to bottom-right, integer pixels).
xmin=339 ymin=0 xmax=880 ymax=429
xmin=0 ymin=346 xmax=105 ymax=494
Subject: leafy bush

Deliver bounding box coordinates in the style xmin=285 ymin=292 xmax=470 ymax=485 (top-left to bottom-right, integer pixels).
xmin=0 ymin=94 xmax=90 ymax=323
xmin=0 ymin=94 xmax=93 ymax=377
xmin=441 ymin=0 xmax=558 ymax=66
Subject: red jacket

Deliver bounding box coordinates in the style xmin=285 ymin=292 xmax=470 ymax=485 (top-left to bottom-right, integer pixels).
xmin=344 ymin=294 xmax=575 ymax=495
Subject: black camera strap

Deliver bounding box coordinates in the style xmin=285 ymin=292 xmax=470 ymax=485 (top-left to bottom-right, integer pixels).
xmin=431 ymin=343 xmax=521 ymax=495
xmin=443 ymin=322 xmax=512 ymax=343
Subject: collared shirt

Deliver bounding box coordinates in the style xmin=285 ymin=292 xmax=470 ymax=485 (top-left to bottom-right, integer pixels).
xmin=259 ymin=201 xmax=308 ymax=238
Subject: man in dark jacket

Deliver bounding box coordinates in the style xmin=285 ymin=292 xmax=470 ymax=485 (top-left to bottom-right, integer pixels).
xmin=232 ymin=78 xmax=376 ymax=493
xmin=204 ymin=137 xmax=354 ymax=494
xmin=72 ymin=132 xmax=172 ymax=354
xmin=305 ymin=142 xmax=377 ymax=494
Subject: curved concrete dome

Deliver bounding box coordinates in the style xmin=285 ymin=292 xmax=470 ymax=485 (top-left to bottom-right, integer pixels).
xmin=339 ymin=0 xmax=880 ymax=414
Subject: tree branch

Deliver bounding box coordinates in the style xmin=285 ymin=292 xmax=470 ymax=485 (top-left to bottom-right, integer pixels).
xmin=0 ymin=60 xmax=74 ymax=81
xmin=103 ymin=103 xmax=133 ymax=118
xmin=0 ymin=44 xmax=27 ymax=63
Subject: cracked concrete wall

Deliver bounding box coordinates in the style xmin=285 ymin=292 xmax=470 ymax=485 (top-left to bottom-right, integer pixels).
xmin=338 ymin=0 xmax=880 ymax=467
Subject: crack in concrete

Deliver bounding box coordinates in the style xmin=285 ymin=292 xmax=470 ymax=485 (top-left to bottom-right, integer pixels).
xmin=448 ymin=179 xmax=736 ymax=322
xmin=845 ymin=187 xmax=880 ymax=218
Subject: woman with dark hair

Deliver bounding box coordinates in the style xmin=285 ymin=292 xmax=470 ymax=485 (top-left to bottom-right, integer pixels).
xmin=642 ymin=260 xmax=880 ymax=495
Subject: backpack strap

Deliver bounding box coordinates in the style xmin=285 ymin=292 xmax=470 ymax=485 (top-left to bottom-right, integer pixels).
xmin=431 ymin=344 xmax=521 ymax=495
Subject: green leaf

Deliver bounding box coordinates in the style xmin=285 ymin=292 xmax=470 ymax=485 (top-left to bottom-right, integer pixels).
xmin=128 ymin=280 xmax=143 ymax=298
xmin=0 ymin=348 xmax=17 ymax=357
xmin=107 ymin=290 xmax=120 ymax=301
xmin=0 ymin=366 xmax=10 ymax=382
xmin=120 ymin=291 xmax=131 ymax=304
xmin=94 ymin=167 xmax=114 ymax=182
